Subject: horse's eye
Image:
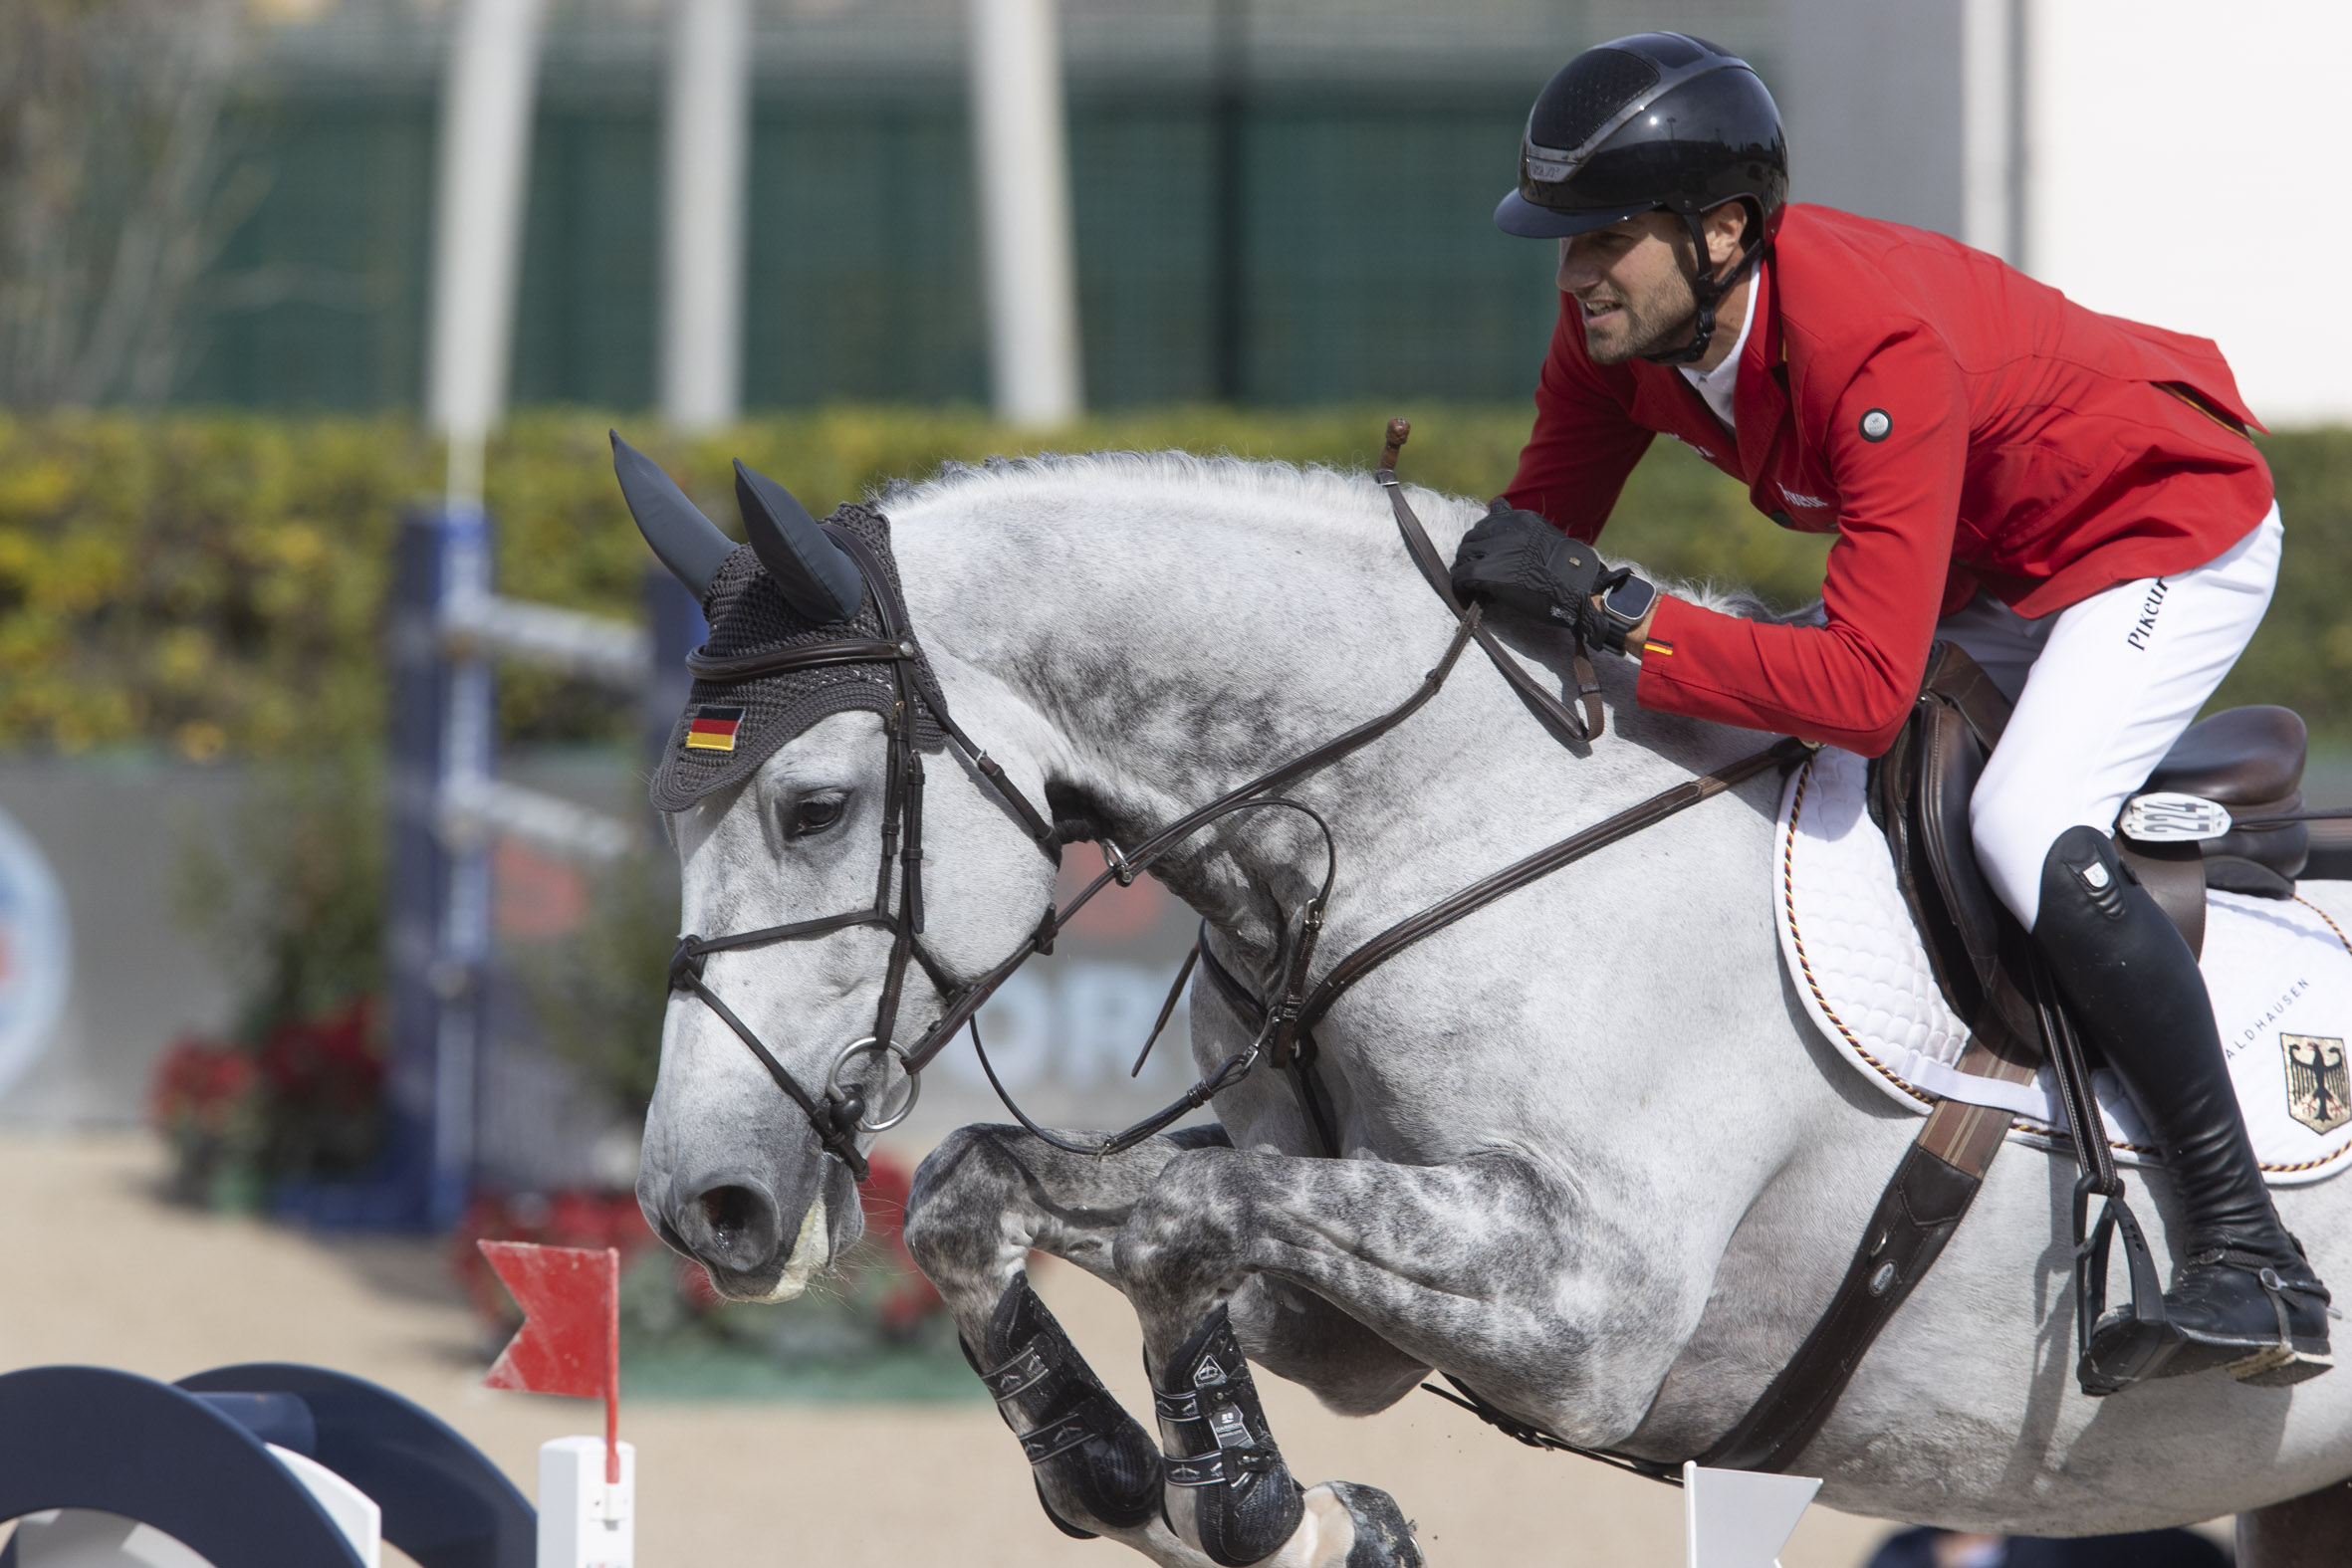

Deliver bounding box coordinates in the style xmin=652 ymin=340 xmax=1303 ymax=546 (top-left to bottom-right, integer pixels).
xmin=788 ymin=796 xmax=844 ymax=837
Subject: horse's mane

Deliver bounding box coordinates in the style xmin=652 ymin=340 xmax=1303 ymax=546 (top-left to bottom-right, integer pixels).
xmin=882 ymin=449 xmax=1776 ymax=619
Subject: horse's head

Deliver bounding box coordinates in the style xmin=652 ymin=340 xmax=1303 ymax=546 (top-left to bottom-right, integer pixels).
xmin=611 ymin=434 xmax=1058 ymax=1300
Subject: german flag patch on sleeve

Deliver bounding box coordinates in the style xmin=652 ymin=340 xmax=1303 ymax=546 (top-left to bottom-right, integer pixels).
xmin=685 ymin=705 xmax=746 ymax=753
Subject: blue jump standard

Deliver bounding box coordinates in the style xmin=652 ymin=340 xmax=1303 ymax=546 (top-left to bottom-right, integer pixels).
xmin=0 ymin=1363 xmax=535 ymax=1568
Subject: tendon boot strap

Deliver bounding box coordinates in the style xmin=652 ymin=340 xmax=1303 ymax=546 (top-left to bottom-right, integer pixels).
xmin=1150 ymin=1306 xmax=1304 ymax=1568
xmin=971 ymin=1274 xmax=1160 ymax=1532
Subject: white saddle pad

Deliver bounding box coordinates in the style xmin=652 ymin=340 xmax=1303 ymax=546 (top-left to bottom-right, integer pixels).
xmin=1776 ymin=747 xmax=2352 ymax=1186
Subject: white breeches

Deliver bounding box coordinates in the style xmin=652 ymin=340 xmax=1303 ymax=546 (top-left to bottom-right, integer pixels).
xmin=1943 ymin=507 xmax=2283 ymax=933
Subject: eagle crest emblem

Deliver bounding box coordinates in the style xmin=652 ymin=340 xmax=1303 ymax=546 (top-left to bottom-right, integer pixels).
xmin=2282 ymin=1033 xmax=2351 ymax=1135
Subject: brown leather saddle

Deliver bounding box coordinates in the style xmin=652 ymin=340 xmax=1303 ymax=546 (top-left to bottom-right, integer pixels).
xmin=1870 ymin=641 xmax=2312 ymax=1059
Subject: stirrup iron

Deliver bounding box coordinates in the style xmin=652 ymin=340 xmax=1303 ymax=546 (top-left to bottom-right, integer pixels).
xmin=2072 ymin=1171 xmax=2170 ymax=1396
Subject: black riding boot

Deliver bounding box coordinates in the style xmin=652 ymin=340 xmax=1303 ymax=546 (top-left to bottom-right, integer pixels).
xmin=2034 ymin=825 xmax=2332 ymax=1391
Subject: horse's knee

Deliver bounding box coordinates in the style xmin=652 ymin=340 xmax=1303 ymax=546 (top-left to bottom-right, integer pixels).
xmin=1114 ymin=1148 xmax=1248 ymax=1307
xmin=904 ymin=1123 xmax=1027 ymax=1285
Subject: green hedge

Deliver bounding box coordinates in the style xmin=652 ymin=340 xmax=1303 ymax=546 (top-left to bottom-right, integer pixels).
xmin=0 ymin=408 xmax=2343 ymax=754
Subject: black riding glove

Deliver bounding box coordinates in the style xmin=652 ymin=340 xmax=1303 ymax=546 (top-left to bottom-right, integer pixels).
xmin=1448 ymin=507 xmax=1607 ymax=638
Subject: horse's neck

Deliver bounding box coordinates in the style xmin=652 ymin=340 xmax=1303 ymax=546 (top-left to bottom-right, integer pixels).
xmin=890 ymin=468 xmax=1735 ymax=960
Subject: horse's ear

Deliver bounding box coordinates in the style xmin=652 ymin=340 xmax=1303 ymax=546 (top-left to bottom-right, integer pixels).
xmin=732 ymin=459 xmax=865 ymax=623
xmin=609 ymin=430 xmax=737 ymax=599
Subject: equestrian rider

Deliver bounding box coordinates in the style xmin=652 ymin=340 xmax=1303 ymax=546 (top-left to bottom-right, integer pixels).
xmin=1447 ymin=32 xmax=2329 ymax=1393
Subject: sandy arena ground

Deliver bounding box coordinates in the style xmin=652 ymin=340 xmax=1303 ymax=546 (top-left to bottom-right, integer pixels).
xmin=0 ymin=1132 xmax=1908 ymax=1566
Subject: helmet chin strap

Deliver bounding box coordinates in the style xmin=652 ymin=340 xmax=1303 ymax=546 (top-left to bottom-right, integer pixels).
xmin=1640 ymin=207 xmax=1764 ymax=368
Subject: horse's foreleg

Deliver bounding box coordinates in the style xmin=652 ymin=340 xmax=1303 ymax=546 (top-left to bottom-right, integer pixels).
xmin=1117 ymin=1146 xmax=1609 ymax=1566
xmin=904 ymin=1124 xmax=1216 ymax=1563
xmin=907 ymin=1124 xmax=1419 ymax=1568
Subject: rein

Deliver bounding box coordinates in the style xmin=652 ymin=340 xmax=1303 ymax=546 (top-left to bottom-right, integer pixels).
xmin=664 ymin=419 xmax=1797 ymax=1184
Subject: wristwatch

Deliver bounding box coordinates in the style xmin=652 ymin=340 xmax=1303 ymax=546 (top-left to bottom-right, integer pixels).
xmin=1592 ymin=569 xmax=1659 ymax=654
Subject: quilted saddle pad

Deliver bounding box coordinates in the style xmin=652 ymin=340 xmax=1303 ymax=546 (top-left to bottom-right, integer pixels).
xmin=1776 ymin=747 xmax=2352 ymax=1186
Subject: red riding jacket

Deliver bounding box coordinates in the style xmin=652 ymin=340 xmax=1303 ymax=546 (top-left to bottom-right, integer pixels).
xmin=1504 ymin=203 xmax=2273 ymax=757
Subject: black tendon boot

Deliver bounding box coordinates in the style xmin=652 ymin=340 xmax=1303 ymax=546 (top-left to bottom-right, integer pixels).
xmin=1151 ymin=1306 xmax=1305 ymax=1566
xmin=965 ymin=1273 xmax=1161 ymax=1536
xmin=2035 ymin=826 xmax=2333 ymax=1391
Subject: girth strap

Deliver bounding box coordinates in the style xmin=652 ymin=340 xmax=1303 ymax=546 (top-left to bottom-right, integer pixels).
xmin=1693 ymin=1065 xmax=2014 ymax=1471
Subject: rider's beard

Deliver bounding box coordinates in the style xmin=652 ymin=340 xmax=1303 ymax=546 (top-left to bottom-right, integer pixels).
xmin=1584 ymin=271 xmax=1699 ymax=366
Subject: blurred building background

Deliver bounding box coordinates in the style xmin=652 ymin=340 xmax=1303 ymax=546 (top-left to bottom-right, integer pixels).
xmin=2 ymin=0 xmax=2347 ymax=1187
xmin=25 ymin=0 xmax=2345 ymax=424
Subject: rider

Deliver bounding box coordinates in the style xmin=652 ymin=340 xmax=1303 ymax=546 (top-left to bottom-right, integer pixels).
xmin=1448 ymin=31 xmax=2330 ymax=1393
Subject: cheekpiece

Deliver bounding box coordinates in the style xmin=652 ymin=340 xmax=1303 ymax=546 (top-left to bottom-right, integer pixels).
xmin=648 ymin=502 xmax=945 ymax=812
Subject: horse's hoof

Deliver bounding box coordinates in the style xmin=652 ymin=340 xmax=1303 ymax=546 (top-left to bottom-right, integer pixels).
xmin=969 ymin=1273 xmax=1161 ymax=1532
xmin=1322 ymin=1481 xmax=1423 ymax=1568
xmin=1152 ymin=1305 xmax=1305 ymax=1567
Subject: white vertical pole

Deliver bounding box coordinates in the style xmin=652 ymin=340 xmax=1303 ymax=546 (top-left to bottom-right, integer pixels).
xmin=661 ymin=0 xmax=751 ymax=432
xmin=539 ymin=1437 xmax=636 ymax=1568
xmin=1961 ymin=0 xmax=2019 ymax=264
xmin=967 ymin=0 xmax=1083 ymax=427
xmin=427 ymin=0 xmax=547 ymax=506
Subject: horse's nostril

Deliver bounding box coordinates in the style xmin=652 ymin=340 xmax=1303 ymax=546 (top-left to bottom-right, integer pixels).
xmin=699 ymin=1185 xmax=765 ymax=1247
xmin=673 ymin=1178 xmax=785 ymax=1275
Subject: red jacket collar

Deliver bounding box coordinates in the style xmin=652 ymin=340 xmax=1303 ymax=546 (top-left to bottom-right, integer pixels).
xmin=1730 ymin=263 xmax=1785 ymax=480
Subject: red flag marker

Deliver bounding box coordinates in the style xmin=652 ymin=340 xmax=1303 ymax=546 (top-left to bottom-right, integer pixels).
xmin=480 ymin=1240 xmax=622 ymax=1482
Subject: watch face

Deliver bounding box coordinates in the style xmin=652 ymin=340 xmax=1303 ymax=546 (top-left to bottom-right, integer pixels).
xmin=1604 ymin=575 xmax=1657 ymax=622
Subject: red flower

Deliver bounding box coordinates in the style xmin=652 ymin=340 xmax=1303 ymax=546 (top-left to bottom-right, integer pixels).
xmin=858 ymin=1152 xmax=944 ymax=1331
xmin=256 ymin=997 xmax=381 ymax=1114
xmin=148 ymin=1036 xmax=257 ymax=1134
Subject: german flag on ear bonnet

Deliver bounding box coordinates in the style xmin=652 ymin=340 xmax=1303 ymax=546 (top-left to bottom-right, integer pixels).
xmin=647 ymin=503 xmax=946 ymax=813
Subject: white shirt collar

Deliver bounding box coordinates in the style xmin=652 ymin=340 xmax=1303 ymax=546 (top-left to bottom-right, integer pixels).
xmin=1678 ymin=267 xmax=1761 ymax=431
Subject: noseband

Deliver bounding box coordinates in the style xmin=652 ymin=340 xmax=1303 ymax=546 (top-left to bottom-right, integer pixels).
xmin=666 ymin=422 xmax=1803 ymax=1185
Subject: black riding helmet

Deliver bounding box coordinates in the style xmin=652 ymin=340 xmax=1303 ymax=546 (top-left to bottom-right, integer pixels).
xmin=1497 ymin=32 xmax=1788 ymax=364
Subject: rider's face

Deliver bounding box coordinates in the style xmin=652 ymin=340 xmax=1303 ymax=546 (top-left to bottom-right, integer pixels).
xmin=1554 ymin=213 xmax=1700 ymax=365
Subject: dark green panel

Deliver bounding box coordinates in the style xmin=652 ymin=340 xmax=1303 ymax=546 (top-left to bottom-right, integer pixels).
xmin=512 ymin=102 xmax=657 ymax=408
xmin=181 ymin=95 xmax=433 ymax=410
xmin=1068 ymin=99 xmax=1217 ymax=406
xmin=175 ymin=69 xmax=1569 ymax=412
xmin=743 ymin=93 xmax=987 ymax=406
xmin=1240 ymin=99 xmax=1558 ymax=404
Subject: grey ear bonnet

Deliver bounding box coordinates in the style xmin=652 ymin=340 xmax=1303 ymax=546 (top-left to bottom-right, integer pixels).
xmin=647 ymin=502 xmax=947 ymax=812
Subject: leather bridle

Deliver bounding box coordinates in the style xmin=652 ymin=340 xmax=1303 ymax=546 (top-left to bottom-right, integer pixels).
xmin=664 ymin=420 xmax=1802 ymax=1185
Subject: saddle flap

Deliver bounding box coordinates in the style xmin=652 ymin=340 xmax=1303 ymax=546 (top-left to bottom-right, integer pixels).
xmin=1875 ymin=644 xmax=2042 ymax=1065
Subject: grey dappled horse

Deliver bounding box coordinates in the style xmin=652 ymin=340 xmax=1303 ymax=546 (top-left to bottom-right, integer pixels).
xmin=634 ymin=453 xmax=2352 ymax=1566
